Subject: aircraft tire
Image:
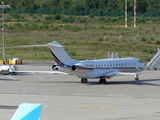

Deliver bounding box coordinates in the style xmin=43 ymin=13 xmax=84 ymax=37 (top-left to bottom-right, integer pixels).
xmin=99 ymin=78 xmax=106 ymax=84
xmin=81 ymin=78 xmax=88 ymax=83
xmin=135 ymin=74 xmax=139 ymax=81
xmin=135 ymin=77 xmax=139 ymax=81
xmin=84 ymin=78 xmax=88 ymax=83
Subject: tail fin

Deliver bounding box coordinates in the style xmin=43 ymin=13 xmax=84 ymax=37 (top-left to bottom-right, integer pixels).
xmin=46 ymin=41 xmax=77 ymax=65
xmin=11 ymin=103 xmax=42 ymax=120
xmin=18 ymin=41 xmax=77 ymax=66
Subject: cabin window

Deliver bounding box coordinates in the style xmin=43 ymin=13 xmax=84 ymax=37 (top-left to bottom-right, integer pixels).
xmin=89 ymin=64 xmax=93 ymax=67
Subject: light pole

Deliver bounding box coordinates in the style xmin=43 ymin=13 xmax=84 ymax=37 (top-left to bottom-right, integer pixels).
xmin=125 ymin=0 xmax=127 ymax=28
xmin=0 ymin=2 xmax=10 ymax=60
xmin=134 ymin=0 xmax=136 ymax=28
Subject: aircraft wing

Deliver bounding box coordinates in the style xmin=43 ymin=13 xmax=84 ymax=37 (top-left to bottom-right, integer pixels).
xmin=103 ymin=72 xmax=137 ymax=78
xmin=17 ymin=71 xmax=68 ymax=75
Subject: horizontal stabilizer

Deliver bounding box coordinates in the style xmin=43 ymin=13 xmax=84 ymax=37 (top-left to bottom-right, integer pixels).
xmin=11 ymin=103 xmax=42 ymax=120
xmin=18 ymin=43 xmax=64 ymax=48
xmin=18 ymin=70 xmax=68 ymax=75
xmin=18 ymin=44 xmax=47 ymax=47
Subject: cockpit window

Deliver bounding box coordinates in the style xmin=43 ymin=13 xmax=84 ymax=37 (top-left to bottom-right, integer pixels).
xmin=138 ymin=59 xmax=143 ymax=63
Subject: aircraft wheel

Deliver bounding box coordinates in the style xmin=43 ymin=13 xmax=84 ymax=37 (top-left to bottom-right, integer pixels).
xmin=84 ymin=78 xmax=88 ymax=83
xmin=135 ymin=77 xmax=139 ymax=81
xmin=12 ymin=72 xmax=17 ymax=75
xmin=81 ymin=78 xmax=88 ymax=83
xmin=99 ymin=78 xmax=106 ymax=84
xmin=135 ymin=74 xmax=139 ymax=81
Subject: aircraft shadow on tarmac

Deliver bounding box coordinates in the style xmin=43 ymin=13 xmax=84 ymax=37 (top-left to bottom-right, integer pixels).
xmin=38 ymin=81 xmax=80 ymax=84
xmin=17 ymin=73 xmax=33 ymax=76
xmin=87 ymin=79 xmax=160 ymax=86
xmin=37 ymin=79 xmax=160 ymax=86
xmin=0 ymin=105 xmax=18 ymax=109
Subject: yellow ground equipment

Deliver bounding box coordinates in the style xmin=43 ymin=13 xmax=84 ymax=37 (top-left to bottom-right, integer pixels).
xmin=0 ymin=58 xmax=22 ymax=64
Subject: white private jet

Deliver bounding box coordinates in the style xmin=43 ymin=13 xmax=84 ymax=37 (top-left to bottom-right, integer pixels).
xmin=20 ymin=41 xmax=146 ymax=84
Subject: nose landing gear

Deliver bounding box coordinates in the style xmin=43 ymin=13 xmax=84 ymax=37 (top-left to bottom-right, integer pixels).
xmin=135 ymin=74 xmax=139 ymax=81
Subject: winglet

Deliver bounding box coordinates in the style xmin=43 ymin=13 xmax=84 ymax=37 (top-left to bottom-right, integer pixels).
xmin=11 ymin=103 xmax=42 ymax=120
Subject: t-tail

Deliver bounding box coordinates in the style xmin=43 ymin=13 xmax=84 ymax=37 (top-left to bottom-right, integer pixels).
xmin=18 ymin=41 xmax=77 ymax=67
xmin=46 ymin=41 xmax=77 ymax=66
xmin=11 ymin=103 xmax=42 ymax=120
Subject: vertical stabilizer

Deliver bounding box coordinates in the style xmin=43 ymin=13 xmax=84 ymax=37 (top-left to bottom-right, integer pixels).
xmin=11 ymin=103 xmax=42 ymax=120
xmin=47 ymin=41 xmax=77 ymax=65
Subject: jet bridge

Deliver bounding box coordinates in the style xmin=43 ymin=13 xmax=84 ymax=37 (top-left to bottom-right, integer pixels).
xmin=146 ymin=48 xmax=160 ymax=70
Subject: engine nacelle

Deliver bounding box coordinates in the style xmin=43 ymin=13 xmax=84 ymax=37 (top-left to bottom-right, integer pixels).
xmin=52 ymin=65 xmax=58 ymax=70
xmin=52 ymin=65 xmax=67 ymax=72
xmin=71 ymin=62 xmax=95 ymax=72
xmin=71 ymin=65 xmax=76 ymax=71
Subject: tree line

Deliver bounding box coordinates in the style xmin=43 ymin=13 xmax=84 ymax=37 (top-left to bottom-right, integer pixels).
xmin=3 ymin=0 xmax=160 ymax=16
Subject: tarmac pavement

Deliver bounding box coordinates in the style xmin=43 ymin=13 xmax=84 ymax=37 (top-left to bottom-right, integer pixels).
xmin=1 ymin=62 xmax=160 ymax=120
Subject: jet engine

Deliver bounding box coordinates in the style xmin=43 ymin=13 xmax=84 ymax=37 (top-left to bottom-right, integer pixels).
xmin=52 ymin=64 xmax=58 ymax=70
xmin=71 ymin=62 xmax=94 ymax=72
xmin=71 ymin=65 xmax=76 ymax=71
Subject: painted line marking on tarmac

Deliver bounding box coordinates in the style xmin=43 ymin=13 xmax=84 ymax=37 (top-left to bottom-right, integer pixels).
xmin=75 ymin=94 xmax=93 ymax=96
xmin=108 ymin=94 xmax=127 ymax=97
xmin=78 ymin=107 xmax=118 ymax=110
xmin=22 ymin=88 xmax=36 ymax=90
xmin=37 ymin=76 xmax=45 ymax=80
xmin=6 ymin=76 xmax=18 ymax=81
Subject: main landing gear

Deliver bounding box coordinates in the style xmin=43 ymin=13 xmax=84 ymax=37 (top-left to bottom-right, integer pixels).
xmin=81 ymin=78 xmax=88 ymax=83
xmin=81 ymin=74 xmax=139 ymax=84
xmin=99 ymin=78 xmax=107 ymax=84
xmin=81 ymin=78 xmax=107 ymax=84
